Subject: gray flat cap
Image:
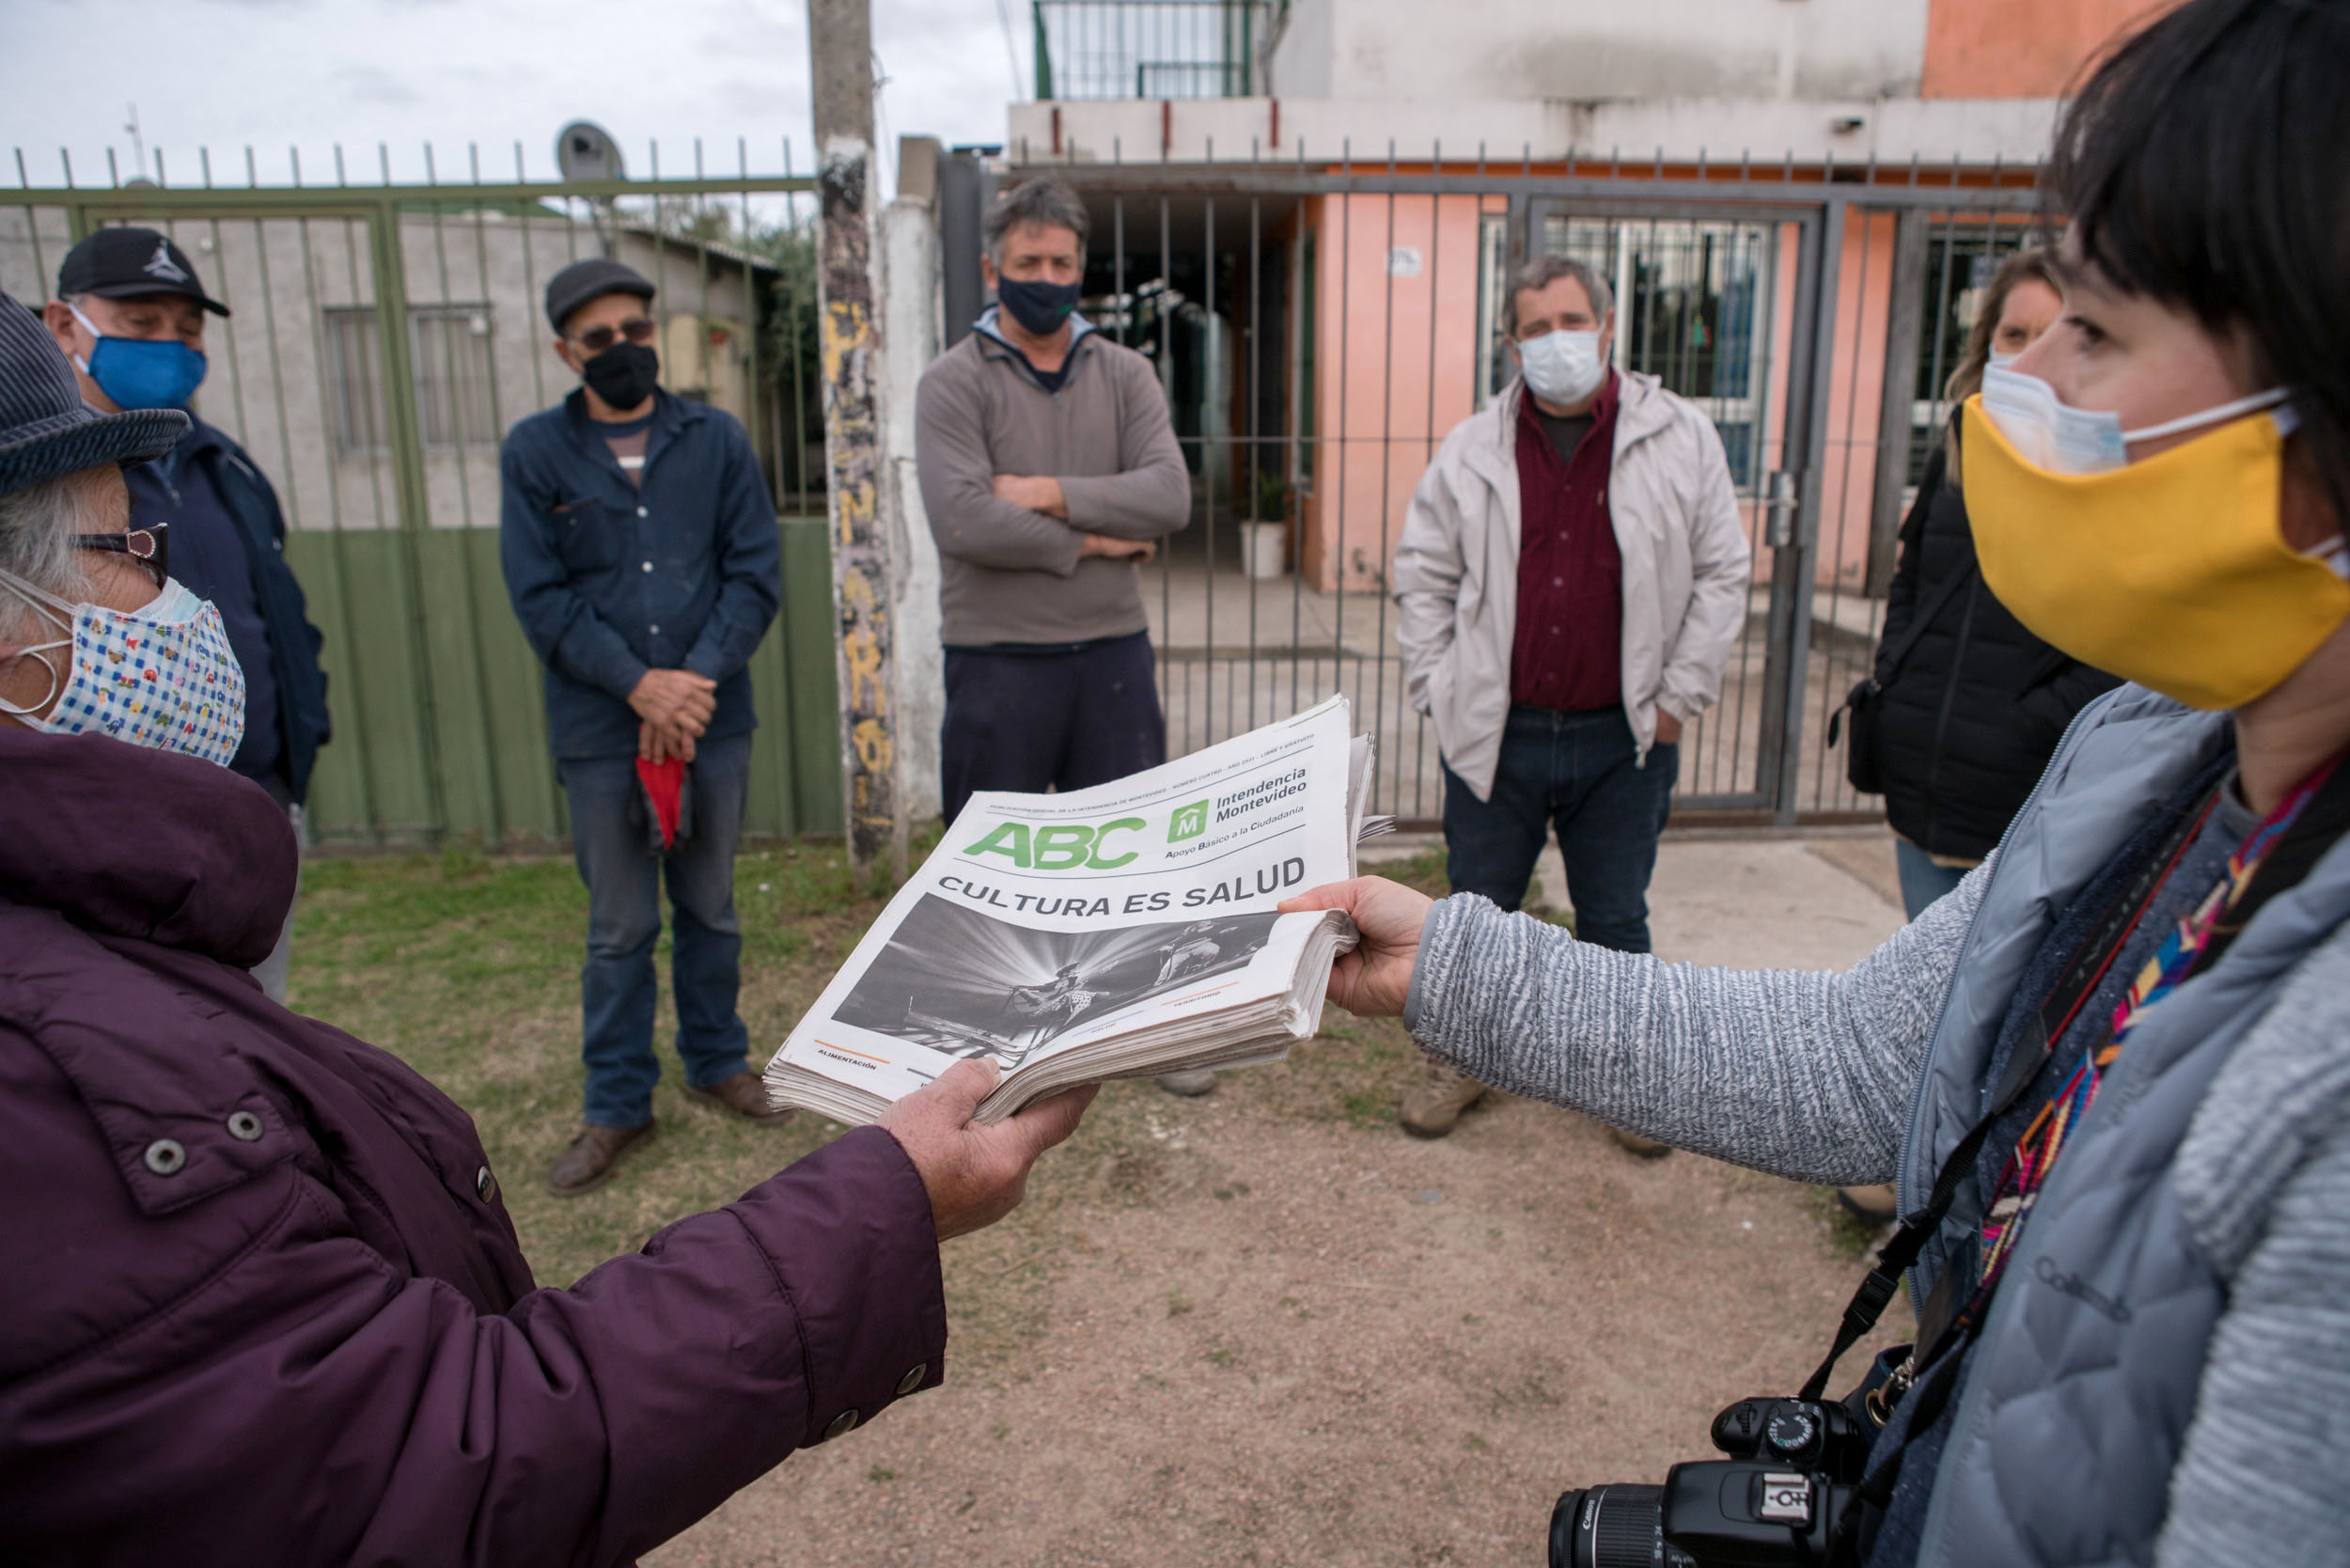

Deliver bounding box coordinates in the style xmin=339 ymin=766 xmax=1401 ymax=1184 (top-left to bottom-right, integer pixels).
xmin=544 ymin=259 xmax=655 ymax=334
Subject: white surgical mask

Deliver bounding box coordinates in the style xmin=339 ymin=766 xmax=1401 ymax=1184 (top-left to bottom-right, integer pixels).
xmin=1516 ymin=329 xmax=1607 ymax=407
xmin=0 ymin=568 xmax=245 ymax=765
xmin=1986 ymin=351 xmax=2020 ymax=372
xmin=1978 ymin=365 xmax=2293 ymax=477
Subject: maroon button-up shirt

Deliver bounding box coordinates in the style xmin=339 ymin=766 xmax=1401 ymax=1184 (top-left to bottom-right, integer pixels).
xmin=1510 ymin=373 xmax=1623 ymax=713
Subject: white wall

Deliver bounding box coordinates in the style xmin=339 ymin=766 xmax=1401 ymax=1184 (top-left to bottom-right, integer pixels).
xmin=1007 ymin=94 xmax=2060 ymax=168
xmin=1267 ymin=0 xmax=1929 ymax=103
xmin=880 ymin=195 xmax=945 ymax=823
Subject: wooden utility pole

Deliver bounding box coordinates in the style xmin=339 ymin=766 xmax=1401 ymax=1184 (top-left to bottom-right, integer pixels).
xmin=807 ymin=0 xmax=904 ymax=883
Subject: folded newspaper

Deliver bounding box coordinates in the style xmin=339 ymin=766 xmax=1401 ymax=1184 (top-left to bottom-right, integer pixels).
xmin=764 ymin=696 xmax=1391 ymax=1125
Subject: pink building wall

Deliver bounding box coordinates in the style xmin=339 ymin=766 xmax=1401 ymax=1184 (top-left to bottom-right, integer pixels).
xmin=1295 ymin=189 xmax=1493 ymax=594
xmin=1291 ymin=169 xmax=1910 ymax=597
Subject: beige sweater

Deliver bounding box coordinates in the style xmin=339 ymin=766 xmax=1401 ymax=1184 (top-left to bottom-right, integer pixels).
xmin=1391 ymin=373 xmax=1752 ymax=799
xmin=914 ymin=313 xmax=1191 ymax=647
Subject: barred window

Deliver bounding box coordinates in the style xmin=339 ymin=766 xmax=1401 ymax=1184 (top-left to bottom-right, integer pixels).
xmin=326 ymin=304 xmax=499 ymax=452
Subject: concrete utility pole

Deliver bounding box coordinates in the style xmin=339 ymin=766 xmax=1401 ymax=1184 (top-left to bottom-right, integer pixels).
xmin=807 ymin=0 xmax=904 ymax=884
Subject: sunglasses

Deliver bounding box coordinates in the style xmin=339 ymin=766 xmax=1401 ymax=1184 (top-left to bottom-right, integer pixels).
xmin=571 ymin=316 xmax=657 ymax=354
xmin=75 ymin=524 xmax=168 ymax=589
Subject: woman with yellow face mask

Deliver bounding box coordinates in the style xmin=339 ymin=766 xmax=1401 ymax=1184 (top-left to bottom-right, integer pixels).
xmin=1286 ymin=2 xmax=2350 ymax=1560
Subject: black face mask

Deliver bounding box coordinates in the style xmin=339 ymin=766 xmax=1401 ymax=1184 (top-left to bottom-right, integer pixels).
xmin=581 ymin=341 xmax=660 ymax=410
xmin=996 ymin=276 xmax=1082 ymax=337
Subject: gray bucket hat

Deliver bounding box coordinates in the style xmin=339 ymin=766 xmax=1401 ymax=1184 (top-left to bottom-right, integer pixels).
xmin=0 ymin=289 xmax=187 ymax=500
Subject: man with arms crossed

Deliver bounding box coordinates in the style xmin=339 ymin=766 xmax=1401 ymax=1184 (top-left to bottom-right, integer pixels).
xmin=915 ymin=179 xmax=1202 ymax=1094
xmin=1393 ymin=254 xmax=1749 ymax=1141
xmin=501 ymin=258 xmax=784 ymax=1195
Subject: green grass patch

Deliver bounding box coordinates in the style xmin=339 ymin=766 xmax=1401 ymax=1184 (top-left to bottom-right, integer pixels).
xmin=284 ymin=827 xmax=1225 ymax=1372
xmin=290 ymin=840 xmax=885 ymax=1290
xmin=282 ymin=818 xmax=1432 ymax=1363
xmin=1807 ymin=1184 xmax=1891 ymax=1261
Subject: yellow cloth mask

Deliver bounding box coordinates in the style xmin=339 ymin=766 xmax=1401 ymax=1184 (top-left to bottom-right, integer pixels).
xmin=1962 ymin=391 xmax=2350 ymax=711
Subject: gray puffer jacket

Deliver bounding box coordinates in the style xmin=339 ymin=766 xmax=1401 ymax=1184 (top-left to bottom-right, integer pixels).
xmin=1405 ymin=686 xmax=2350 ymax=1567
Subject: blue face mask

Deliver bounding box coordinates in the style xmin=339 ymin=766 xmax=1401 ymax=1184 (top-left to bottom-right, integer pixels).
xmin=70 ymin=302 xmax=208 ymax=411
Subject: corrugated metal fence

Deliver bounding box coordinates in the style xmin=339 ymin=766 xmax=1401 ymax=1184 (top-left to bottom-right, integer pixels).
xmin=1 ymin=142 xmax=841 ymax=847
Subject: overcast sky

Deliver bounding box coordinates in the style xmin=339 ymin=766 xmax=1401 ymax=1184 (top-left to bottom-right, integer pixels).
xmin=0 ymin=0 xmax=1023 ymax=194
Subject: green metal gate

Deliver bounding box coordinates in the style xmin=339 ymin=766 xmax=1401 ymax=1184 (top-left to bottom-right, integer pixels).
xmin=1 ymin=142 xmax=840 ymax=846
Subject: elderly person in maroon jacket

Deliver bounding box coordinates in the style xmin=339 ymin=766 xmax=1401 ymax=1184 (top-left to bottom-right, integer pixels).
xmin=0 ymin=289 xmax=1093 ymax=1565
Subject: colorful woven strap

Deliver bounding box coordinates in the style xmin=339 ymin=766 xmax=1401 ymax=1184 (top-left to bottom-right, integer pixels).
xmin=1975 ymin=757 xmax=2341 ymax=1292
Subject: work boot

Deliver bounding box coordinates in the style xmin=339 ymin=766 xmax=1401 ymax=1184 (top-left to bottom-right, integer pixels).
xmin=1837 ymin=1184 xmax=1898 ymax=1225
xmin=1156 ymin=1069 xmax=1217 ymax=1097
xmin=547 ymin=1121 xmax=655 ymax=1198
xmin=1400 ymin=1058 xmax=1487 ymax=1138
xmin=1608 ymin=1125 xmax=1672 ymax=1159
xmin=686 ymin=1071 xmax=795 ymax=1124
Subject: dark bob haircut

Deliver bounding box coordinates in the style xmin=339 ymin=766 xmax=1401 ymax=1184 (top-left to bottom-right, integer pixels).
xmin=2049 ymin=0 xmax=2350 ymax=529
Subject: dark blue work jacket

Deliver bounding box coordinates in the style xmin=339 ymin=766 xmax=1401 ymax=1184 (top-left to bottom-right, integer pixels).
xmin=126 ymin=416 xmax=332 ymax=804
xmin=497 ymin=388 xmax=782 ymax=760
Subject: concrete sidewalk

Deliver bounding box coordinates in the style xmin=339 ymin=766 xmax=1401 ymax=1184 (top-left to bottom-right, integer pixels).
xmin=1365 ymin=824 xmax=1910 ymax=971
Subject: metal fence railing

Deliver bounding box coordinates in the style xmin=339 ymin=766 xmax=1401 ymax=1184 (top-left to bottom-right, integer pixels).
xmin=2 ymin=140 xmax=840 ymax=847
xmin=978 ymin=143 xmax=2043 ymax=827
xmin=1033 ymin=1 xmax=1275 ymax=100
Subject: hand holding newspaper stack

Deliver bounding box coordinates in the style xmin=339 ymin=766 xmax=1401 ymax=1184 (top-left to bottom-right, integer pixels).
xmin=764 ymin=695 xmax=1393 ymax=1124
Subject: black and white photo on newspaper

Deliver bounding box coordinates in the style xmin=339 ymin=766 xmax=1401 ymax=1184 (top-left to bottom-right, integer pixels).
xmin=764 ymin=695 xmax=1375 ymax=1125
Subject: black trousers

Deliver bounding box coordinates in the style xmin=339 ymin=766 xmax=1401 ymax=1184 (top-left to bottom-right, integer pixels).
xmin=940 ymin=630 xmax=1166 ymax=823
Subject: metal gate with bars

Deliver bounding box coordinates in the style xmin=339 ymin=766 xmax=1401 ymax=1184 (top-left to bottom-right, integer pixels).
xmin=972 ymin=147 xmax=2042 ymax=827
xmin=6 ymin=136 xmax=2045 ymax=845
xmin=1 ymin=142 xmax=841 ymax=847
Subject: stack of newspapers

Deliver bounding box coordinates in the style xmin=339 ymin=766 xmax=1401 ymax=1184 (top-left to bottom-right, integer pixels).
xmin=764 ymin=695 xmax=1391 ymax=1125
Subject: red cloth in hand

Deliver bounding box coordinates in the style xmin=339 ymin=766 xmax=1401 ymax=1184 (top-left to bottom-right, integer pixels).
xmin=635 ymin=757 xmax=686 ymax=850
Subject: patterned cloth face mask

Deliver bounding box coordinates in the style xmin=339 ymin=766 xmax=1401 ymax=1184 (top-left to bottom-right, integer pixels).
xmin=0 ymin=566 xmax=245 ymax=765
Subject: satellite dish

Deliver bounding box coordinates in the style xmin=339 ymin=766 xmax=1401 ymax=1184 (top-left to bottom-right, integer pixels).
xmin=556 ymin=121 xmax=625 ymax=183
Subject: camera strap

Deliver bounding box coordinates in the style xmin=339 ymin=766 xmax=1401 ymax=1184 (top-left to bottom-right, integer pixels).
xmin=1798 ymin=749 xmax=2350 ymax=1403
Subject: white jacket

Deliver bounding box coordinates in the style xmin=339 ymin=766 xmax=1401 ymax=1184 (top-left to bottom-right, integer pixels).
xmin=1392 ymin=372 xmax=1752 ymax=800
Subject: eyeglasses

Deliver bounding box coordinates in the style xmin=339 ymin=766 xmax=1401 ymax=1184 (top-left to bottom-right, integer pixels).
xmin=74 ymin=524 xmax=168 ymax=589
xmin=571 ymin=317 xmax=657 ymax=354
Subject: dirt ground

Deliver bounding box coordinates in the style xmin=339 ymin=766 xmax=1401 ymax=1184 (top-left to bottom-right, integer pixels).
xmin=648 ymin=830 xmax=1915 ymax=1568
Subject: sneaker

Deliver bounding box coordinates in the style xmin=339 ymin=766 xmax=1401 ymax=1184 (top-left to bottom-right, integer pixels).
xmin=547 ymin=1121 xmax=655 ymax=1197
xmin=685 ymin=1071 xmax=796 ymax=1124
xmin=1608 ymin=1125 xmax=1672 ymax=1159
xmin=1399 ymin=1058 xmax=1487 ymax=1138
xmin=1155 ymin=1069 xmax=1217 ymax=1097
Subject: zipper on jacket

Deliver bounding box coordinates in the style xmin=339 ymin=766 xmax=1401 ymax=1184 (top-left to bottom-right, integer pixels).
xmin=1919 ymin=574 xmax=1980 ymax=853
xmin=1894 ymin=688 xmax=2137 ymax=1257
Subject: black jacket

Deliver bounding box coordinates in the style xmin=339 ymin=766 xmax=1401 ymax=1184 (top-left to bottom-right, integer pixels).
xmin=128 ymin=418 xmax=332 ymax=804
xmin=498 ymin=389 xmax=781 ymax=760
xmin=1872 ymin=445 xmax=2120 ymax=860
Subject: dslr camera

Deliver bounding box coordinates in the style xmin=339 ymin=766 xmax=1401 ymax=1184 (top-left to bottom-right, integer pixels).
xmin=1549 ymin=1395 xmax=1872 ymax=1567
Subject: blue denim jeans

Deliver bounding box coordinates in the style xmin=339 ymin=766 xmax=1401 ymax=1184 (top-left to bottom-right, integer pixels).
xmin=1895 ymin=837 xmax=1972 ymax=921
xmin=558 ymin=730 xmax=753 ymax=1128
xmin=1441 ymin=706 xmax=1678 ymax=953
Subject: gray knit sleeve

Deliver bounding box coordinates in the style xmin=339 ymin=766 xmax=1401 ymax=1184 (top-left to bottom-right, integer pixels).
xmin=1405 ymin=860 xmax=1988 ymax=1186
xmin=2157 ymin=927 xmax=2350 ymax=1567
xmin=2157 ymin=1116 xmax=2350 ymax=1567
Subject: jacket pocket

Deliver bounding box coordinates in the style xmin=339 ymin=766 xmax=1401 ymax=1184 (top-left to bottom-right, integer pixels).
xmin=549 ymin=498 xmax=626 ymax=574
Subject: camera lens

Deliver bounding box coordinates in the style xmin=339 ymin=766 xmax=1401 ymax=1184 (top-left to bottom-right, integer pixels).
xmin=1549 ymin=1484 xmax=1694 ymax=1568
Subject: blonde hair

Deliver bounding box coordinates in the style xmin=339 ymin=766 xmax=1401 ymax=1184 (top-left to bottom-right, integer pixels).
xmin=1944 ymin=249 xmax=2062 ymax=475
